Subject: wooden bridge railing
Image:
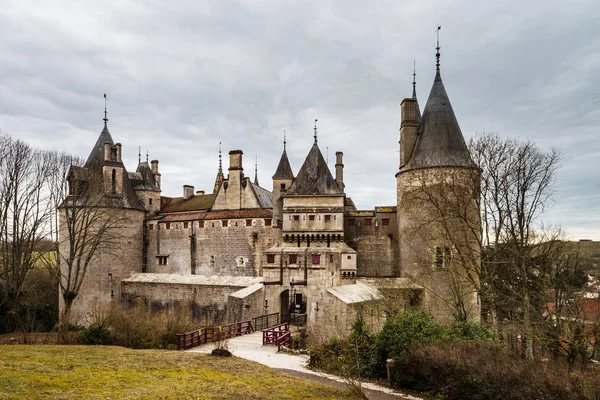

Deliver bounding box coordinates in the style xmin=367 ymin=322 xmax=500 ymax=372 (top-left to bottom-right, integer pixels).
xmin=176 ymin=320 xmax=254 ymax=350
xmin=262 ymin=322 xmax=291 ymax=351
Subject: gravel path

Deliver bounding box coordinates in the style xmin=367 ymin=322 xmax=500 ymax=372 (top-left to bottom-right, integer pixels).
xmin=187 ymin=332 xmax=421 ymax=400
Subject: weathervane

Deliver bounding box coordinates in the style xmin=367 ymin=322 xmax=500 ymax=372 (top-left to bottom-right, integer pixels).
xmin=283 ymin=130 xmax=287 ymax=151
xmin=103 ymin=93 xmax=108 ymax=124
xmin=314 ymin=119 xmax=318 ymax=143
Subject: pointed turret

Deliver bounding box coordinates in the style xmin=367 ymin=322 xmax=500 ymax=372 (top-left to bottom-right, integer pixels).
xmin=254 ymin=156 xmax=259 ymax=186
xmin=403 ymin=37 xmax=474 ymax=170
xmin=272 ymin=132 xmax=295 ymax=229
xmin=213 ymin=142 xmax=225 ymax=193
xmin=288 ymin=141 xmax=342 ymax=195
xmin=412 ymin=61 xmax=422 ymax=124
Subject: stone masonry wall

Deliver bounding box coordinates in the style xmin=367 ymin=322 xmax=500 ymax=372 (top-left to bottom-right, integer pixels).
xmin=345 ymin=208 xmax=398 ymax=277
xmin=146 ymin=218 xmax=275 ymax=277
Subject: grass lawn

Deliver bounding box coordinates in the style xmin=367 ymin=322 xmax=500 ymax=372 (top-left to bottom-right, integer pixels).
xmin=0 ymin=345 xmax=357 ymax=399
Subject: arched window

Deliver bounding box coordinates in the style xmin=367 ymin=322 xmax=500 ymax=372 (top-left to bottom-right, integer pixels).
xmin=111 ymin=169 xmax=116 ymax=193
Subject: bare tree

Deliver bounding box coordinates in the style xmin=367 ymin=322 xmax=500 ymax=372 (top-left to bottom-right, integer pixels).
xmin=0 ymin=134 xmax=55 ymax=333
xmin=469 ymin=133 xmax=561 ymax=358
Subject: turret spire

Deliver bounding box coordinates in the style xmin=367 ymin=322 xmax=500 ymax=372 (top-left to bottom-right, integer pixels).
xmin=283 ymin=130 xmax=287 ymax=151
xmin=314 ymin=119 xmax=318 ymax=143
xmin=138 ymin=146 xmax=141 ymax=163
xmin=254 ymin=155 xmax=259 ymax=185
xmin=412 ymin=59 xmax=417 ymax=98
xmin=103 ymin=93 xmax=108 ymax=124
xmin=218 ymin=142 xmax=223 ymax=174
xmin=146 ymin=150 xmax=149 ymax=163
xmin=436 ymin=25 xmax=441 ymax=72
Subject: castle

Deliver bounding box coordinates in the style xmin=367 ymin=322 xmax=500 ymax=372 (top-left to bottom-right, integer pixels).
xmin=59 ymin=51 xmax=481 ymax=341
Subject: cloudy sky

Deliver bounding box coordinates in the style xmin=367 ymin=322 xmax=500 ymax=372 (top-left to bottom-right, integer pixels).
xmin=1 ymin=0 xmax=599 ymax=239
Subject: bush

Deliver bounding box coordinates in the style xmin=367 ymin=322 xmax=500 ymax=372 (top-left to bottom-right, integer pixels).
xmin=75 ymin=323 xmax=114 ymax=345
xmin=445 ymin=321 xmax=500 ymax=341
xmin=391 ymin=341 xmax=600 ymax=400
xmin=374 ymin=310 xmax=445 ymax=367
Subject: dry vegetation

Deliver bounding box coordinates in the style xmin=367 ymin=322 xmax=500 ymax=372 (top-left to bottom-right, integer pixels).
xmin=0 ymin=345 xmax=357 ymax=400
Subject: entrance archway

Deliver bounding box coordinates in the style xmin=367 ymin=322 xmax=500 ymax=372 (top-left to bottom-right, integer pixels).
xmin=280 ymin=289 xmax=290 ymax=323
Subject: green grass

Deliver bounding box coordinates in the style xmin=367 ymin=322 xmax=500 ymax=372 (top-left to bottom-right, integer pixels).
xmin=0 ymin=345 xmax=357 ymax=399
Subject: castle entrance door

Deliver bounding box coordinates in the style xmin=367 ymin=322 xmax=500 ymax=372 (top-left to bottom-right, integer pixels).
xmin=280 ymin=289 xmax=290 ymax=323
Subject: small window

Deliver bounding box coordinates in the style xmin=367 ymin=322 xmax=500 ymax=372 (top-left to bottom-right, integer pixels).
xmin=280 ymin=183 xmax=286 ymax=190
xmin=246 ymin=219 xmax=252 ymax=227
xmin=222 ymin=220 xmax=228 ymax=227
xmin=289 ymin=254 xmax=298 ymax=264
xmin=312 ymin=254 xmax=321 ymax=265
xmin=165 ymin=222 xmax=171 ymax=230
xmin=347 ymin=219 xmax=355 ymax=226
xmin=111 ymin=169 xmax=116 ymax=193
xmin=347 ymin=255 xmax=352 ymax=259
xmin=149 ymin=224 xmax=154 ymax=231
xmin=293 ymin=215 xmax=300 ymax=221
xmin=265 ymin=219 xmax=272 ymax=226
xmin=157 ymin=255 xmax=168 ymax=265
xmin=382 ymin=218 xmax=390 ymax=226
xmin=183 ymin=222 xmax=189 ymax=229
xmin=324 ymin=215 xmax=331 ymax=222
xmin=149 ymin=198 xmax=153 ymax=205
xmin=329 ymin=254 xmax=333 ymax=263
xmin=199 ymin=221 xmax=204 ymax=228
xmin=267 ymin=254 xmax=275 ymax=264
xmin=309 ymin=215 xmax=315 ymax=221
xmin=435 ymin=247 xmax=444 ymax=267
xmin=364 ymin=219 xmax=372 ymax=226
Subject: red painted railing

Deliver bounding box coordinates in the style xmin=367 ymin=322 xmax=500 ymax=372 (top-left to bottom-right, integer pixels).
xmin=176 ymin=320 xmax=254 ymax=350
xmin=262 ymin=322 xmax=291 ymax=351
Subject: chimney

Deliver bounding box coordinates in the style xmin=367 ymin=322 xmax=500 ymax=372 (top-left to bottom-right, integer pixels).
xmin=335 ymin=151 xmax=344 ymax=190
xmin=400 ymin=98 xmax=418 ymax=168
xmin=104 ymin=142 xmax=111 ymax=161
xmin=183 ymin=185 xmax=194 ymax=200
xmin=229 ymin=150 xmax=243 ymax=171
xmin=196 ymin=190 xmax=205 ymax=195
xmin=115 ymin=143 xmax=122 ymax=162
xmin=150 ymin=160 xmax=161 ymax=189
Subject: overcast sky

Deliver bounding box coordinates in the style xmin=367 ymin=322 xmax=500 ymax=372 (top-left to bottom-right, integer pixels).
xmin=1 ymin=0 xmax=599 ymax=239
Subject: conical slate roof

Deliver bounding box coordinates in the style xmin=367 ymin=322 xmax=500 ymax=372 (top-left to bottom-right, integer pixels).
xmin=85 ymin=123 xmax=113 ymax=167
xmin=405 ymin=71 xmax=475 ymax=170
xmin=272 ymin=149 xmax=294 ymax=179
xmin=413 ymin=84 xmax=422 ymax=124
xmin=288 ymin=143 xmax=342 ymax=195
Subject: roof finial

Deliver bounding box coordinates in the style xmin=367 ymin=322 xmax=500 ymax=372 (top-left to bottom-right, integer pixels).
xmin=138 ymin=146 xmax=141 ymax=164
xmin=412 ymin=59 xmax=417 ymax=98
xmin=314 ymin=119 xmax=318 ymax=143
xmin=146 ymin=150 xmax=149 ymax=163
xmin=436 ymin=25 xmax=441 ymax=72
xmin=218 ymin=142 xmax=223 ymax=174
xmin=254 ymin=155 xmax=259 ymax=185
xmin=283 ymin=130 xmax=287 ymax=151
xmin=103 ymin=93 xmax=108 ymax=124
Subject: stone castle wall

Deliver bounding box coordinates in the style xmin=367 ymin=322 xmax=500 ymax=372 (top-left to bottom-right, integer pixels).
xmin=146 ymin=216 xmax=275 ymax=277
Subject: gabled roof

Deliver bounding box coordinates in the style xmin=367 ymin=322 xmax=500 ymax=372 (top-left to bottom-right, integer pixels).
xmin=160 ymin=193 xmax=216 ymax=213
xmin=288 ymin=143 xmax=342 ymax=195
xmin=250 ymin=181 xmax=273 ymax=208
xmin=404 ymin=71 xmax=475 ymax=170
xmin=272 ymin=149 xmax=294 ymax=179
